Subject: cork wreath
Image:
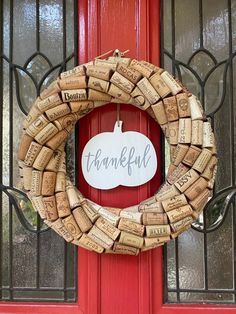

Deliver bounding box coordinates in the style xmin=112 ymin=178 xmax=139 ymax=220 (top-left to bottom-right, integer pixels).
xmin=17 ymin=54 xmax=217 ymax=255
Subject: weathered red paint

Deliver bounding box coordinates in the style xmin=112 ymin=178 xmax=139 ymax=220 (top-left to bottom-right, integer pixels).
xmin=1 ymin=1 xmax=236 ymax=313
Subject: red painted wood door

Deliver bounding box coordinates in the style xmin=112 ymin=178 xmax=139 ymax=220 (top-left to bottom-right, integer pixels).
xmin=77 ymin=1 xmax=162 ymax=313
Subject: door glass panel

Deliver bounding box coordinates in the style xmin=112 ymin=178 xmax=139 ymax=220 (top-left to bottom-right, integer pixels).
xmin=162 ymin=0 xmax=236 ymax=304
xmin=0 ymin=0 xmax=77 ymax=302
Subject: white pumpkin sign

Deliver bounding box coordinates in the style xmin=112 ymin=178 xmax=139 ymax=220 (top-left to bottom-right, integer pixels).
xmin=81 ymin=121 xmax=158 ymax=190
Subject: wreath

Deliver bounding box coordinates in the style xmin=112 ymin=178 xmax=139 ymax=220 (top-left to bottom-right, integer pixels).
xmin=17 ymin=50 xmax=217 ymax=255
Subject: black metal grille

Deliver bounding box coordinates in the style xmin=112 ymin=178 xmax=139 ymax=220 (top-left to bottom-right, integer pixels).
xmin=0 ymin=0 xmax=78 ymax=302
xmin=161 ymin=0 xmax=236 ymax=304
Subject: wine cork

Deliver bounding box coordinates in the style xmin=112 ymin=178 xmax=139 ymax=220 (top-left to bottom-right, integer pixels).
xmin=207 ymin=164 xmax=217 ymax=188
xmin=142 ymin=212 xmax=168 ymax=225
xmin=49 ymin=218 xmax=73 ymax=242
xmin=86 ymin=199 xmax=101 ymax=212
xmin=37 ymin=93 xmax=62 ymax=112
xmin=137 ymin=77 xmax=160 ymax=104
xmin=167 ymin=204 xmax=193 ymax=223
xmin=88 ymin=88 xmax=112 ymax=101
xmin=95 ymin=217 xmax=120 ymax=240
xmin=62 ymin=214 xmax=82 ymax=239
xmin=120 ymin=211 xmax=142 ymax=224
xmin=170 ymin=145 xmax=177 ymax=162
xmin=57 ymin=152 xmax=66 ymax=173
xmin=163 ymin=96 xmax=178 ymax=121
xmin=112 ymin=242 xmax=139 ymax=255
xmin=108 ymin=56 xmax=131 ymax=65
xmin=69 ymin=101 xmax=94 ymax=115
xmin=43 ymin=195 xmax=58 ymax=221
xmin=45 ymin=104 xmax=70 ymax=122
xmin=60 ymin=65 xmax=85 ymax=79
xmin=22 ymin=167 xmax=33 ymax=190
xmin=86 ymin=65 xmax=112 ymax=81
xmin=24 ymin=142 xmax=42 ymax=166
xmin=88 ymin=77 xmax=109 ymax=95
xmin=170 ymin=216 xmax=193 ymax=233
xmin=201 ymin=156 xmax=217 ymax=180
xmin=174 ymin=169 xmax=199 ymax=192
xmin=160 ymin=71 xmax=182 ymax=95
xmin=55 ymin=171 xmax=66 ymax=192
xmin=46 ymin=129 xmax=68 ymax=150
xmin=108 ymin=84 xmax=131 ymax=103
xmin=26 ymin=115 xmax=49 ymax=137
xmin=203 ymin=121 xmax=214 ymax=147
xmin=160 ymin=123 xmax=170 ymax=142
xmin=53 ymin=113 xmax=77 ymax=131
xmin=110 ymin=71 xmax=134 ymax=94
xmin=18 ymin=133 xmax=34 ymax=161
xmin=61 ymin=89 xmax=87 ymax=102
xmin=151 ymin=101 xmax=168 ymax=125
xmin=59 ymin=75 xmax=87 ymax=90
xmin=105 ymin=207 xmax=123 ymax=216
xmin=45 ymin=150 xmax=62 ymax=172
xmin=34 ymin=123 xmax=58 ymax=145
xmin=73 ymin=206 xmax=92 ymax=232
xmin=88 ymin=225 xmax=114 ymax=249
xmin=178 ymin=118 xmax=191 ymax=143
xmin=129 ymin=59 xmax=153 ymax=77
xmin=184 ymin=177 xmax=208 ymax=201
xmin=171 ymin=144 xmax=189 ymax=166
xmin=156 ymin=184 xmax=180 ymax=201
xmin=183 ymin=145 xmax=202 ymax=166
xmin=30 ymin=195 xmax=46 ymax=219
xmin=122 ymin=205 xmax=140 ymax=212
xmin=171 ymin=224 xmax=192 ymax=239
xmin=96 ymin=207 xmax=119 ymax=226
xmin=149 ymin=72 xmax=171 ymax=98
xmin=30 ymin=170 xmax=42 ymax=196
xmin=119 ymin=231 xmax=143 ymax=249
xmin=168 ymin=121 xmax=179 ymax=145
xmin=190 ymin=188 xmax=210 ymax=213
xmin=191 ymin=120 xmax=203 ymax=146
xmin=116 ymin=63 xmax=142 ymax=84
xmin=55 ymin=191 xmax=71 ymax=217
xmin=167 ymin=163 xmax=177 ymax=177
xmin=23 ymin=104 xmax=41 ymax=129
xmin=32 ymin=148 xmax=52 ymax=172
xmin=188 ymin=95 xmax=203 ymax=120
xmin=118 ymin=218 xmax=144 ymax=237
xmin=192 ymin=148 xmax=212 ymax=173
xmin=130 ymin=87 xmax=151 ymax=110
xmin=162 ymin=194 xmax=188 ymax=212
xmin=76 ymin=234 xmax=104 ymax=253
xmin=139 ymin=201 xmax=164 ymax=213
xmin=140 ymin=195 xmax=160 ymax=206
xmin=81 ymin=201 xmax=99 ymax=222
xmin=93 ymin=101 xmax=107 ymax=108
xmin=40 ymin=80 xmax=61 ymax=99
xmin=41 ymin=171 xmax=56 ymax=196
xmin=146 ymin=225 xmax=171 ymax=237
xmin=140 ymin=60 xmax=162 ymax=73
xmin=94 ymin=59 xmax=117 ymax=70
xmin=144 ymin=236 xmax=170 ymax=248
xmin=176 ymin=93 xmax=191 ymax=117
xmin=66 ymin=186 xmax=80 ymax=209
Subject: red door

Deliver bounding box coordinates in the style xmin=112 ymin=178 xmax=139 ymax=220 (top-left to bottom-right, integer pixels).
xmin=1 ymin=1 xmax=236 ymax=314
xmin=77 ymin=1 xmax=162 ymax=313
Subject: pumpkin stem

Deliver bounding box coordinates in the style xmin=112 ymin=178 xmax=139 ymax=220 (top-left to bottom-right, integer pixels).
xmin=113 ymin=121 xmax=123 ymax=133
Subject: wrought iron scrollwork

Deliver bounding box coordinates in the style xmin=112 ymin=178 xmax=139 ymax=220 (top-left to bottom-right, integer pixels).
xmin=0 ymin=184 xmax=49 ymax=233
